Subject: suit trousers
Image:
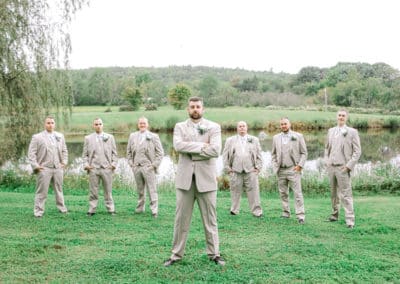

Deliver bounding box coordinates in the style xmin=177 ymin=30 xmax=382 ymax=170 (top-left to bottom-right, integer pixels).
xmin=229 ymin=171 xmax=262 ymax=216
xmin=170 ymin=178 xmax=220 ymax=261
xmin=34 ymin=167 xmax=67 ymax=217
xmin=88 ymin=168 xmax=115 ymax=213
xmin=327 ymin=165 xmax=355 ymax=226
xmin=277 ymin=168 xmax=305 ymax=220
xmin=133 ymin=165 xmax=158 ymax=214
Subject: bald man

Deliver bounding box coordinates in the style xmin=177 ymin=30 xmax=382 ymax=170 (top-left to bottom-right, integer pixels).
xmin=223 ymin=121 xmax=263 ymax=217
xmin=271 ymin=117 xmax=307 ymax=224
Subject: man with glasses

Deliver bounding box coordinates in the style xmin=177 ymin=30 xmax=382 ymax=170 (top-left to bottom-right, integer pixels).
xmin=28 ymin=115 xmax=68 ymax=218
xmin=325 ymin=109 xmax=361 ymax=229
xmin=83 ymin=118 xmax=118 ymax=216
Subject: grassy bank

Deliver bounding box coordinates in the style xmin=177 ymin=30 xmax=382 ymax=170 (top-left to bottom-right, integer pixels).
xmin=60 ymin=106 xmax=400 ymax=134
xmin=0 ymin=190 xmax=399 ymax=283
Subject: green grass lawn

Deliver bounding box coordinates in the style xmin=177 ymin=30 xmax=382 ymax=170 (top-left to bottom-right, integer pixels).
xmin=61 ymin=106 xmax=399 ymax=134
xmin=0 ymin=190 xmax=399 ymax=283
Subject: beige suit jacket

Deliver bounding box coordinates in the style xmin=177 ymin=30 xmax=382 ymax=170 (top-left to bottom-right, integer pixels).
xmin=271 ymin=130 xmax=308 ymax=174
xmin=173 ymin=118 xmax=221 ymax=192
xmin=222 ymin=135 xmax=263 ymax=173
xmin=126 ymin=131 xmax=164 ymax=171
xmin=83 ymin=132 xmax=118 ymax=168
xmin=324 ymin=126 xmax=361 ymax=171
xmin=28 ymin=131 xmax=68 ymax=170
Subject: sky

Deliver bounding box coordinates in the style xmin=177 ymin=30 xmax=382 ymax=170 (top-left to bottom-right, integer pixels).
xmin=69 ymin=0 xmax=400 ymax=74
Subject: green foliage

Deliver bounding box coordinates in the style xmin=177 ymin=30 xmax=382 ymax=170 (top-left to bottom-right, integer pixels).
xmin=0 ymin=0 xmax=87 ymax=164
xmin=167 ymin=84 xmax=191 ymax=110
xmin=122 ymin=86 xmax=142 ymax=111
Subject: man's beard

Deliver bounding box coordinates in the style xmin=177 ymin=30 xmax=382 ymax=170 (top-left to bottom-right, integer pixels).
xmin=189 ymin=112 xmax=202 ymax=120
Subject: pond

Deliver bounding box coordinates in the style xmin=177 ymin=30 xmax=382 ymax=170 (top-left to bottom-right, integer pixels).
xmin=61 ymin=128 xmax=400 ymax=183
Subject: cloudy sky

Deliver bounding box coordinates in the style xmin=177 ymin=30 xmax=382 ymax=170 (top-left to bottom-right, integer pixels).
xmin=69 ymin=0 xmax=400 ymax=74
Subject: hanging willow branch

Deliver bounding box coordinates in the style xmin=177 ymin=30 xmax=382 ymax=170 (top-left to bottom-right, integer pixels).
xmin=0 ymin=0 xmax=88 ymax=164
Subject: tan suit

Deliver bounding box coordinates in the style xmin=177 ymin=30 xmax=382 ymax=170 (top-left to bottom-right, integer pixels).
xmin=169 ymin=118 xmax=221 ymax=261
xmin=223 ymin=134 xmax=263 ymax=216
xmin=324 ymin=126 xmax=361 ymax=226
xmin=127 ymin=131 xmax=164 ymax=215
xmin=83 ymin=132 xmax=117 ymax=213
xmin=28 ymin=131 xmax=68 ymax=217
xmin=271 ymin=131 xmax=307 ymax=220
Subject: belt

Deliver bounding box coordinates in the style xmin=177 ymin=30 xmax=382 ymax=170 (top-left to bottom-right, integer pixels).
xmin=331 ymin=164 xmax=344 ymax=167
xmin=280 ymin=165 xmax=294 ymax=169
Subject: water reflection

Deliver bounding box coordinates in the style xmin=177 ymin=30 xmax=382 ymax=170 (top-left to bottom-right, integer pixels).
xmin=61 ymin=129 xmax=400 ymax=181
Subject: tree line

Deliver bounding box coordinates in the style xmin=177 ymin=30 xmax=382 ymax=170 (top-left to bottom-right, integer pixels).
xmin=69 ymin=62 xmax=400 ymax=110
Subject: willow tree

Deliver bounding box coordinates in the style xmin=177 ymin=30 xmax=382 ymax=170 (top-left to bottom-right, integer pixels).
xmin=0 ymin=0 xmax=87 ymax=164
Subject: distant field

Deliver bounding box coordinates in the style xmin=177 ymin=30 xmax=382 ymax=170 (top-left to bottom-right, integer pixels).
xmin=60 ymin=106 xmax=399 ymax=134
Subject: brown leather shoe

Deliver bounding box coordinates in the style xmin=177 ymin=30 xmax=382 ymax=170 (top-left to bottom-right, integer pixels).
xmin=164 ymin=258 xmax=178 ymax=267
xmin=211 ymin=256 xmax=226 ymax=266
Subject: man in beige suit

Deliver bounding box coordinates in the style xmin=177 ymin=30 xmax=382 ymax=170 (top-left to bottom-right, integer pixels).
xmin=83 ymin=118 xmax=117 ymax=216
xmin=271 ymin=117 xmax=307 ymax=224
xmin=127 ymin=117 xmax=164 ymax=218
xmin=164 ymin=97 xmax=225 ymax=267
xmin=325 ymin=109 xmax=361 ymax=229
xmin=223 ymin=121 xmax=263 ymax=217
xmin=28 ymin=116 xmax=68 ymax=218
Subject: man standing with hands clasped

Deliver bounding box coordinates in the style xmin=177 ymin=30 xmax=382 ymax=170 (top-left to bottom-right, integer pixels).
xmin=164 ymin=96 xmax=225 ymax=267
xmin=325 ymin=109 xmax=361 ymax=229
xmin=223 ymin=121 xmax=263 ymax=217
xmin=83 ymin=118 xmax=118 ymax=216
xmin=28 ymin=115 xmax=68 ymax=218
xmin=271 ymin=117 xmax=307 ymax=224
xmin=127 ymin=117 xmax=164 ymax=218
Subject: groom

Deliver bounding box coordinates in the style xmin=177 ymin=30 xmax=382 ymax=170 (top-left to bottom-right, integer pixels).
xmin=164 ymin=96 xmax=225 ymax=267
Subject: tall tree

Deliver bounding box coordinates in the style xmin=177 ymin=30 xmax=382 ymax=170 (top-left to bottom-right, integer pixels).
xmin=0 ymin=0 xmax=87 ymax=164
xmin=168 ymin=84 xmax=191 ymax=110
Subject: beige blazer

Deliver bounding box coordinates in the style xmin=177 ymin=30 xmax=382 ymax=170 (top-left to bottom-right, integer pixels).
xmin=271 ymin=130 xmax=308 ymax=174
xmin=324 ymin=126 xmax=361 ymax=171
xmin=28 ymin=131 xmax=68 ymax=170
xmin=126 ymin=131 xmax=164 ymax=171
xmin=222 ymin=135 xmax=263 ymax=173
xmin=83 ymin=132 xmax=118 ymax=168
xmin=173 ymin=118 xmax=221 ymax=192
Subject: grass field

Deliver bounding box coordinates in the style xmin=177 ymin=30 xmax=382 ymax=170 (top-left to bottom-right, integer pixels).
xmin=60 ymin=106 xmax=400 ymax=134
xmin=1 ymin=190 xmax=399 ymax=283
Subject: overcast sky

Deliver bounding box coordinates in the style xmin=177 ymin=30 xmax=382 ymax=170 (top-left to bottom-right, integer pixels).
xmin=69 ymin=0 xmax=400 ymax=74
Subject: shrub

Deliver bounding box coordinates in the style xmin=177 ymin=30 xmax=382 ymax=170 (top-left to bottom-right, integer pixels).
xmin=119 ymin=105 xmax=134 ymax=112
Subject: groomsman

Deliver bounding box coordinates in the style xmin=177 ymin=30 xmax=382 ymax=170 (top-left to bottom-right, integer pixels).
xmin=164 ymin=96 xmax=225 ymax=267
xmin=28 ymin=115 xmax=68 ymax=218
xmin=325 ymin=109 xmax=361 ymax=229
xmin=127 ymin=117 xmax=164 ymax=218
xmin=223 ymin=121 xmax=263 ymax=217
xmin=83 ymin=118 xmax=117 ymax=216
xmin=271 ymin=117 xmax=307 ymax=224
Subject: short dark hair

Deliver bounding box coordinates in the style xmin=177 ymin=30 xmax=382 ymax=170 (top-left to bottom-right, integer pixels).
xmin=188 ymin=96 xmax=203 ymax=104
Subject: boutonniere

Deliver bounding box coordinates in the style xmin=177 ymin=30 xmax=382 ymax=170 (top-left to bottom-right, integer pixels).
xmin=290 ymin=135 xmax=297 ymax=141
xmin=145 ymin=133 xmax=152 ymax=141
xmin=341 ymin=128 xmax=348 ymax=137
xmin=247 ymin=137 xmax=253 ymax=143
xmin=102 ymin=134 xmax=110 ymax=142
xmin=197 ymin=125 xmax=208 ymax=135
xmin=55 ymin=134 xmax=61 ymax=142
